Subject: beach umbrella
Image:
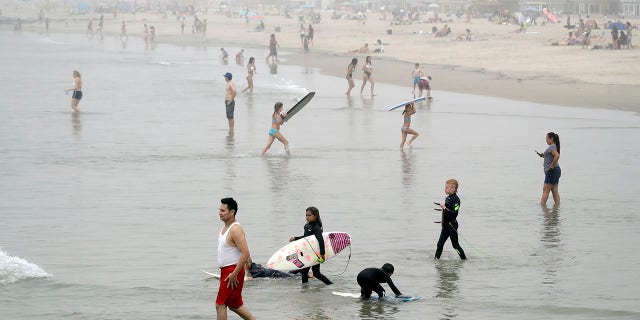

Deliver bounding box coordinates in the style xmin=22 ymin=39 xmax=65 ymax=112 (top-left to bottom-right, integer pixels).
xmin=522 ymin=7 xmax=540 ymax=18
xmin=607 ymin=21 xmax=627 ymax=30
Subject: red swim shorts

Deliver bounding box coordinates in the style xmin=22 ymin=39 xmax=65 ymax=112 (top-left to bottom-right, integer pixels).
xmin=216 ymin=265 xmax=245 ymax=308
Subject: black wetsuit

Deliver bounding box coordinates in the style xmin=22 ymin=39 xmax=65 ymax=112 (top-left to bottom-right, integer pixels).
xmin=435 ymin=193 xmax=467 ymax=260
xmin=293 ymin=221 xmax=332 ymax=284
xmin=357 ymin=268 xmax=402 ymax=299
xmin=249 ymin=263 xmax=294 ymax=278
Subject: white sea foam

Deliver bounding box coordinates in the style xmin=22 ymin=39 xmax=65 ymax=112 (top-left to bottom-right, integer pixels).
xmin=0 ymin=249 xmax=51 ymax=285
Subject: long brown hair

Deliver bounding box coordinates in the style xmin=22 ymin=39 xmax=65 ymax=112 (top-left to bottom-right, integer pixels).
xmin=547 ymin=132 xmax=560 ymax=153
xmin=306 ymin=206 xmax=322 ymax=227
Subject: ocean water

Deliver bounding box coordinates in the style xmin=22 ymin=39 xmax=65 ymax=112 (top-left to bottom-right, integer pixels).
xmin=1 ymin=30 xmax=640 ymax=320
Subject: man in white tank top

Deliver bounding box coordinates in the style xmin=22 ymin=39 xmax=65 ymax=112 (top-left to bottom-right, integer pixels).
xmin=216 ymin=198 xmax=254 ymax=320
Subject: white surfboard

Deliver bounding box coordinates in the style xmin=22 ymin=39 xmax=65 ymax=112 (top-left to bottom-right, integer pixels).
xmin=201 ymin=270 xmax=221 ymax=278
xmin=201 ymin=269 xmax=250 ymax=280
xmin=388 ymin=96 xmax=426 ymax=111
xmin=266 ymin=232 xmax=351 ymax=272
xmin=332 ymin=291 xmax=421 ymax=302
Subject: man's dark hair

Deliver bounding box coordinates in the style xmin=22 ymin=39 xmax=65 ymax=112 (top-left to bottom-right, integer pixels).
xmin=381 ymin=263 xmax=394 ymax=274
xmin=221 ymin=198 xmax=238 ymax=215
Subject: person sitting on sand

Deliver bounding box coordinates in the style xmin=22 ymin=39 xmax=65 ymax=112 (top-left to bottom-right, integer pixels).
xmin=435 ymin=24 xmax=450 ymax=37
xmin=457 ymin=28 xmax=472 ymax=41
xmin=563 ymin=31 xmax=579 ymax=45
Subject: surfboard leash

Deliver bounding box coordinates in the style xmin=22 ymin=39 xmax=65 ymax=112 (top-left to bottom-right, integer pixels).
xmin=448 ymin=222 xmax=491 ymax=257
xmin=302 ymin=236 xmax=352 ymax=277
xmin=302 ymin=237 xmax=324 ymax=263
xmin=330 ymin=244 xmax=351 ymax=276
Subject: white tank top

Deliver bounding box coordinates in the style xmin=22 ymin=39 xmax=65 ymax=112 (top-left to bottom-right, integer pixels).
xmin=218 ymin=222 xmax=242 ymax=268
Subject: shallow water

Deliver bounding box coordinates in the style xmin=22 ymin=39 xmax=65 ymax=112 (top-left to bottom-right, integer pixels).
xmin=1 ymin=30 xmax=640 ymax=320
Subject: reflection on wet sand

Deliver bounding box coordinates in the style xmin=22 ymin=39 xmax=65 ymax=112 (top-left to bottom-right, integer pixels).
xmin=540 ymin=205 xmax=563 ymax=287
xmin=358 ymin=300 xmax=399 ymax=320
xmin=400 ymin=149 xmax=416 ymax=188
xmin=263 ymin=156 xmax=290 ymax=213
xmin=71 ymin=111 xmax=81 ymax=136
xmin=223 ymin=134 xmax=236 ymax=195
xmin=435 ymin=260 xmax=463 ymax=319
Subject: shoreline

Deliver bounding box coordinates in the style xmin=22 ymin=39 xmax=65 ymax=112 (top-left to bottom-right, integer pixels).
xmin=281 ymin=49 xmax=640 ymax=112
xmin=3 ymin=10 xmax=639 ymax=113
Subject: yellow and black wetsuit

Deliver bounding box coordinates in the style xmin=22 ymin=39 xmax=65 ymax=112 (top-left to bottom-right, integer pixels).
xmin=435 ymin=193 xmax=467 ymax=260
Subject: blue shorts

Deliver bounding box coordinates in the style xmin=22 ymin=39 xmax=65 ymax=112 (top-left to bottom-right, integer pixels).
xmin=544 ymin=167 xmax=561 ymax=184
xmin=269 ymin=128 xmax=278 ymax=136
xmin=413 ymin=76 xmax=420 ymax=86
xmin=72 ymin=90 xmax=83 ymax=100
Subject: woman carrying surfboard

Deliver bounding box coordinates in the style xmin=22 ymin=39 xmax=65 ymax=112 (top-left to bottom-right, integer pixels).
xmin=260 ymin=102 xmax=290 ymax=155
xmin=288 ymin=207 xmax=333 ymax=285
xmin=400 ymin=103 xmax=419 ymax=148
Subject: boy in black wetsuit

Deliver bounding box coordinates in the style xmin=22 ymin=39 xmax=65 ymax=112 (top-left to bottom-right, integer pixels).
xmin=357 ymin=263 xmax=402 ymax=299
xmin=435 ymin=179 xmax=467 ymax=260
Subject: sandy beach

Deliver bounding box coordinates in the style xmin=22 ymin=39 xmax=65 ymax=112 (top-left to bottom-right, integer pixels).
xmin=2 ymin=5 xmax=639 ymax=111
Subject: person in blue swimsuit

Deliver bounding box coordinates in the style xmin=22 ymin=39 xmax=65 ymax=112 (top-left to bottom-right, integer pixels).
xmin=261 ymin=102 xmax=290 ymax=155
xmin=400 ymin=103 xmax=419 ymax=148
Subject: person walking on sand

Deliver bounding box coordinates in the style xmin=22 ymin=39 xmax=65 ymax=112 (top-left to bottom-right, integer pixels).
xmin=65 ymin=70 xmax=83 ymax=112
xmin=288 ymin=207 xmax=333 ymax=285
xmin=216 ymin=198 xmax=255 ymax=320
xmin=307 ymin=24 xmax=314 ymax=47
xmin=266 ymin=34 xmax=279 ymax=63
xmin=400 ymin=103 xmax=419 ymax=148
xmin=360 ymin=56 xmax=375 ymax=96
xmin=242 ymin=57 xmax=256 ymax=93
xmin=345 ymin=58 xmax=358 ymax=96
xmin=261 ymin=102 xmax=289 ymax=155
xmin=223 ymin=72 xmax=237 ymax=135
xmin=536 ymin=132 xmax=561 ymax=206
xmin=411 ymin=63 xmax=424 ymax=95
xmin=299 ymin=24 xmax=306 ymax=46
xmin=435 ymin=179 xmax=467 ymax=260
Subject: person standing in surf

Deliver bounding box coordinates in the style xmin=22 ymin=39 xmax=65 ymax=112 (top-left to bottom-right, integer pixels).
xmin=357 ymin=263 xmax=403 ymax=299
xmin=216 ymin=198 xmax=255 ymax=320
xmin=288 ymin=207 xmax=333 ymax=285
xmin=260 ymin=102 xmax=290 ymax=155
xmin=345 ymin=58 xmax=358 ymax=96
xmin=241 ymin=57 xmax=256 ymax=93
xmin=360 ymin=56 xmax=375 ymax=96
xmin=536 ymin=132 xmax=561 ymax=206
xmin=266 ymin=33 xmax=279 ymax=63
xmin=435 ymin=179 xmax=467 ymax=260
xmin=223 ymin=72 xmax=237 ymax=135
xmin=411 ymin=63 xmax=423 ymax=96
xmin=400 ymin=103 xmax=419 ymax=148
xmin=65 ymin=70 xmax=83 ymax=112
